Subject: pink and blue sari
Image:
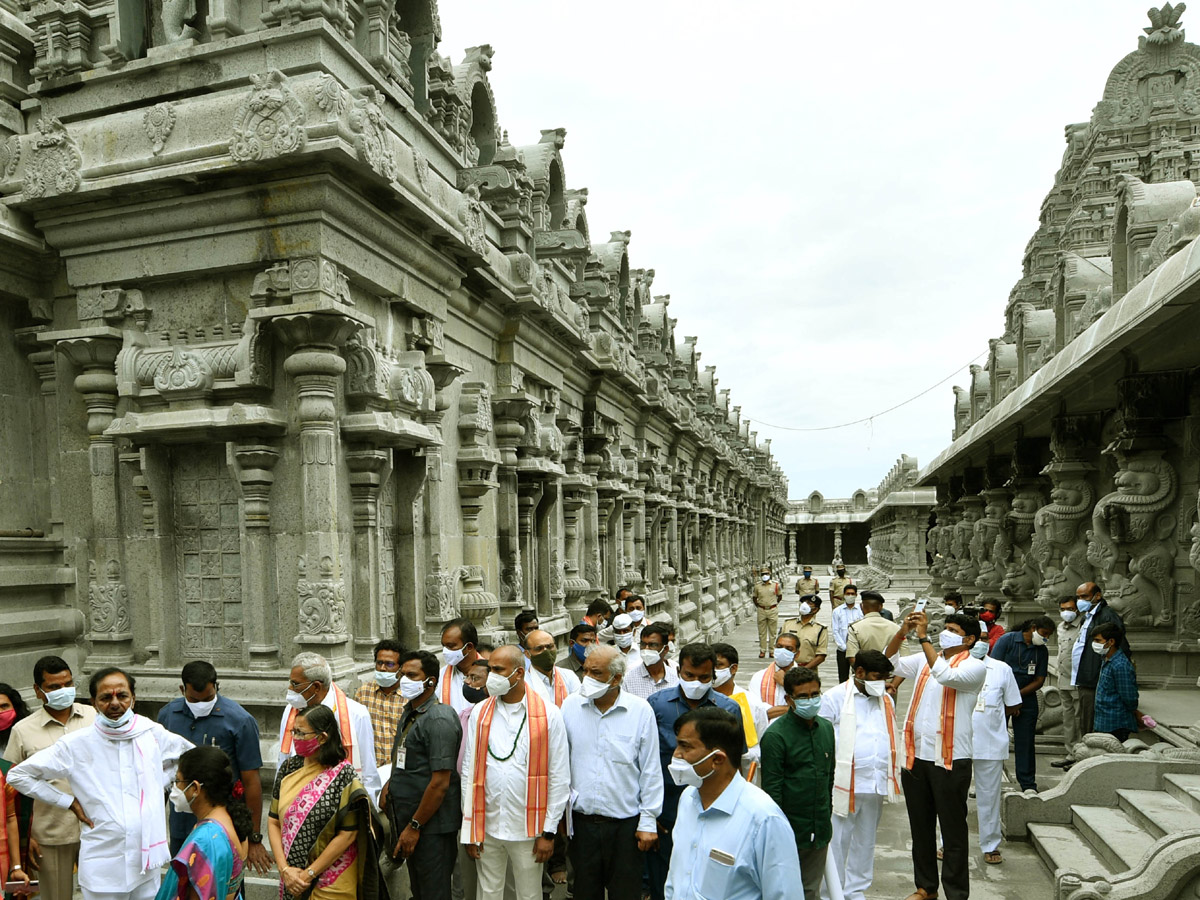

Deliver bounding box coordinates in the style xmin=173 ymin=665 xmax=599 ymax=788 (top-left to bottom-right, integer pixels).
xmin=155 ymin=819 xmax=243 ymax=900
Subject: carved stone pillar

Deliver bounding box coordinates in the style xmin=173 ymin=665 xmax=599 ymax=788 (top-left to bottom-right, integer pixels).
xmin=455 ymin=383 xmax=500 ymax=630
xmin=346 ymin=447 xmax=393 ymax=656
xmin=229 ymin=443 xmax=281 ymax=669
xmin=562 ymin=477 xmax=591 ymax=621
xmin=1002 ymin=439 xmax=1048 ymax=618
xmin=974 ymin=457 xmax=1010 ymax=609
xmin=1032 ymin=415 xmax=1099 ymax=610
xmin=516 ymin=479 xmax=543 ymax=614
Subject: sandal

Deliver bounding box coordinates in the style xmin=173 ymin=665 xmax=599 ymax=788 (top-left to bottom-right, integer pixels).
xmin=984 ymin=851 xmax=1003 ymax=864
xmin=904 ymin=891 xmax=938 ymax=900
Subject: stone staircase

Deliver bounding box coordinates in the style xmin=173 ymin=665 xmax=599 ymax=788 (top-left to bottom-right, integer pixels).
xmin=1005 ymin=756 xmax=1200 ymax=899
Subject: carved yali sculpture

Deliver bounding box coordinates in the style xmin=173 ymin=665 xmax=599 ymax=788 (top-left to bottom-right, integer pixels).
xmin=1088 ymin=444 xmax=1177 ymax=626
xmin=1032 ymin=469 xmax=1095 ymax=609
xmin=1190 ymin=488 xmax=1200 ymax=571
xmin=229 ymin=71 xmax=307 ymax=163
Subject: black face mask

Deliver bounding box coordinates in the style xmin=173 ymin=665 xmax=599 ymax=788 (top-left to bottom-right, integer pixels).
xmin=462 ymin=684 xmax=488 ymax=704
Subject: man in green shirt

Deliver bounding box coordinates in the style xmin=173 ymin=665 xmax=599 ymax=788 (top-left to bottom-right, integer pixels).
xmin=760 ymin=667 xmax=835 ymax=900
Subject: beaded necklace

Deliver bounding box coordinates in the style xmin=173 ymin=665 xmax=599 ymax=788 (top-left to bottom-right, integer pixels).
xmin=487 ymin=703 xmax=528 ymax=762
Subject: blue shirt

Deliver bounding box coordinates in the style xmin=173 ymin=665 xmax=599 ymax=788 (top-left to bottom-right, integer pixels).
xmin=990 ymin=630 xmax=1048 ymax=691
xmin=647 ymin=686 xmax=742 ymax=826
xmin=1093 ymin=650 xmax=1139 ymax=734
xmin=157 ymin=695 xmax=263 ymax=842
xmin=664 ymin=773 xmax=802 ymax=900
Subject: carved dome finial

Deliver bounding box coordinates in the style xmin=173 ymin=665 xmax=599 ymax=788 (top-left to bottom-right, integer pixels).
xmin=1145 ymin=3 xmax=1186 ymax=44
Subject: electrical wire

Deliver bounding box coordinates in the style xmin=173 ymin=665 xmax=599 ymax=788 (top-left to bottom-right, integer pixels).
xmin=748 ymin=352 xmax=987 ymax=433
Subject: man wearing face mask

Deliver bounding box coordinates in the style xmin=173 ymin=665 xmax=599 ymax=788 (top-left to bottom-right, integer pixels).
xmin=9 ymin=668 xmax=192 ymax=900
xmin=278 ymin=651 xmax=381 ymax=800
xmin=943 ymin=591 xmax=963 ymax=617
xmin=583 ymin=599 xmax=616 ymax=645
xmin=388 ymin=650 xmax=462 ymax=900
xmin=355 ymin=639 xmax=408 ymax=784
xmin=829 ymin=564 xmax=853 ymax=608
xmin=749 ymin=633 xmax=801 ymax=719
xmin=711 ymin=643 xmax=768 ymax=774
xmin=883 ymin=613 xmax=986 ymax=900
xmin=564 ymin=622 xmax=598 ymax=678
xmin=760 ymin=668 xmax=834 ymax=900
xmin=621 ymin=623 xmax=678 ymax=700
xmin=751 ymin=567 xmax=782 ymax=659
xmin=845 ymin=590 xmax=900 ymax=673
xmin=664 ymin=707 xmax=800 ymax=900
xmin=625 ymin=595 xmax=651 ymax=639
xmin=778 ymin=595 xmax=828 ymax=670
xmin=1091 ymin=622 xmax=1140 ymax=742
xmin=560 ymin=644 xmax=663 ymax=900
xmin=979 ymin=598 xmax=1006 ymax=649
xmin=817 ymin=650 xmax=900 ymax=900
xmin=523 ymin=630 xmax=581 ymax=706
xmin=611 ymin=613 xmax=639 ymax=657
xmin=157 ymin=662 xmax=266 ymax=864
xmin=646 ymin=644 xmax=743 ymax=900
xmin=460 ymin=646 xmax=570 ymax=900
xmin=1051 ymin=597 xmax=1084 ymax=769
xmin=831 ymin=586 xmax=864 ymax=683
xmin=795 ymin=564 xmax=820 ymax=598
xmin=1070 ymin=582 xmax=1130 ymax=735
xmin=2 ymin=656 xmax=95 ymax=900
xmin=438 ymin=619 xmax=482 ymax=714
xmin=969 ymin=634 xmax=1022 ymax=865
xmin=990 ymin=616 xmax=1054 ymax=793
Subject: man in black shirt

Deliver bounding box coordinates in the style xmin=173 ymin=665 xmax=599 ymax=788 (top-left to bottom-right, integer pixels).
xmin=389 ymin=649 xmax=463 ymax=900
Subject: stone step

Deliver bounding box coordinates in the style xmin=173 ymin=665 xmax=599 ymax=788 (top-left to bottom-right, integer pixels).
xmin=1028 ymin=822 xmax=1115 ymax=879
xmin=1163 ymin=773 xmax=1200 ymax=815
xmin=1116 ymin=788 xmax=1200 ymax=838
xmin=1071 ymin=805 xmax=1159 ymax=872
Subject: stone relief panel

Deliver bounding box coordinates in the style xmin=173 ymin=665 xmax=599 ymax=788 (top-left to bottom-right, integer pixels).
xmin=88 ymin=559 xmax=131 ymax=638
xmin=297 ymin=554 xmax=348 ymax=638
xmin=229 ymin=71 xmax=308 ymax=163
xmin=24 ymin=117 xmax=82 ymax=199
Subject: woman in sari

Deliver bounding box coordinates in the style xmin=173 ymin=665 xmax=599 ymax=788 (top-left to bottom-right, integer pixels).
xmin=156 ymin=746 xmax=251 ymax=900
xmin=268 ymin=705 xmax=384 ymax=900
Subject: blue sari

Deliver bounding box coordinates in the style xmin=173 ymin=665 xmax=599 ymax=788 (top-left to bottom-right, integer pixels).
xmin=155 ymin=819 xmax=243 ymax=900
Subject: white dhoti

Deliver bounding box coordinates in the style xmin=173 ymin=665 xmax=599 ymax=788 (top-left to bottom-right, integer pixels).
xmin=822 ymin=793 xmax=883 ymax=900
xmin=974 ymin=758 xmax=1004 ymax=853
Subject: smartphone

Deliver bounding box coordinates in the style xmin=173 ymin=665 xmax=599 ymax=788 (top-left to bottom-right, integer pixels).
xmin=3 ymin=881 xmax=38 ymax=894
xmin=914 ymin=598 xmax=928 ymax=613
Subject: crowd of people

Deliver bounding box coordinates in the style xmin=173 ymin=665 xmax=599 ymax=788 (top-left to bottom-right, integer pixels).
xmin=0 ymin=574 xmax=1148 ymax=900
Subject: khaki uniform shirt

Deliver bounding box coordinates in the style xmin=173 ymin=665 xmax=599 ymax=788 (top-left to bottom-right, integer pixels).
xmin=752 ymin=581 xmax=780 ymax=609
xmin=777 ymin=617 xmax=829 ymax=666
xmin=2 ymin=704 xmax=95 ymax=844
xmin=829 ymin=575 xmax=853 ymax=604
xmin=794 ymin=577 xmax=820 ymax=595
xmin=845 ymin=611 xmax=901 ymax=660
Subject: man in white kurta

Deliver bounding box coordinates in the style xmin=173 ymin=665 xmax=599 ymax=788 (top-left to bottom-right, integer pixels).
xmin=970 ymin=643 xmax=1022 ymax=863
xmin=9 ymin=668 xmax=192 ymax=900
xmin=461 ymin=646 xmax=570 ymax=900
xmin=817 ymin=649 xmax=900 ymax=900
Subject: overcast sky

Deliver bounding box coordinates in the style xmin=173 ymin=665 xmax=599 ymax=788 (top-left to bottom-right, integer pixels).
xmin=438 ymin=1 xmax=1148 ymax=499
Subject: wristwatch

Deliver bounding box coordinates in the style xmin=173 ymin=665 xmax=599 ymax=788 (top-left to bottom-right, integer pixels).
xmin=306 ymin=868 xmax=317 ymax=881
xmin=541 ymin=831 xmax=556 ymax=841
xmin=249 ymin=832 xmax=263 ymax=844
xmin=409 ymin=818 xmax=422 ymax=831
xmin=918 ymin=637 xmax=932 ymax=644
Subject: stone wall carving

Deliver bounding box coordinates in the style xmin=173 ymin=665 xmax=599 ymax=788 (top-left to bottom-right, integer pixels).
xmin=24 ymin=117 xmax=82 ymax=199
xmin=88 ymin=559 xmax=131 ymax=637
xmin=229 ymin=71 xmax=307 ymax=163
xmin=297 ymin=555 xmax=348 ymax=638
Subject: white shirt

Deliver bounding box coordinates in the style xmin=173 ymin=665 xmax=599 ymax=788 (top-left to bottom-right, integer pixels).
xmin=818 ymin=680 xmax=895 ymax=795
xmin=831 ymin=604 xmax=865 ymax=651
xmin=8 ymin=721 xmax=192 ymax=892
xmin=460 ymin=692 xmax=570 ymax=842
xmin=528 ymin=666 xmax=582 ymax=704
xmin=972 ymin=657 xmax=1022 ymax=761
xmin=748 ymin=667 xmax=790 ymax=708
xmin=437 ymin=665 xmax=473 ymax=714
xmin=893 ymin=651 xmax=987 ymax=762
xmin=623 ymin=659 xmax=679 ymax=700
xmin=1071 ymin=607 xmax=1099 ymax=686
xmin=560 ymin=690 xmax=664 ymax=832
xmin=277 ymin=689 xmax=381 ymax=799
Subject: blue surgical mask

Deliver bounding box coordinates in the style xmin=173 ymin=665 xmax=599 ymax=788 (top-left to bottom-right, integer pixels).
xmin=572 ymin=642 xmax=588 ymax=663
xmin=1076 ymin=599 xmax=1092 ymax=614
xmin=791 ymin=697 xmax=822 ymax=720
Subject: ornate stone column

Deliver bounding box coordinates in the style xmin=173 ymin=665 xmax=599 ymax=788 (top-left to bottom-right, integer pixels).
xmin=346 ymin=447 xmax=393 ymax=656
xmin=1001 ymin=439 xmax=1048 ymax=618
xmin=229 ymin=443 xmax=281 ymax=669
xmin=1032 ymin=414 xmax=1099 ymax=609
xmin=455 ymin=383 xmax=501 ymax=631
xmin=561 ymin=475 xmax=591 ymax=621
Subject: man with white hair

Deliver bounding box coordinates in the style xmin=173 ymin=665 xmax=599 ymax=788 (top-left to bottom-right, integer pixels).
xmin=278 ymin=651 xmax=381 ymax=798
xmin=560 ymin=643 xmax=663 ymax=900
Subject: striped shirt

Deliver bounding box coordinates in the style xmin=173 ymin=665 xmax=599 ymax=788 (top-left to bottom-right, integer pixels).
xmin=355 ymin=680 xmax=407 ymax=763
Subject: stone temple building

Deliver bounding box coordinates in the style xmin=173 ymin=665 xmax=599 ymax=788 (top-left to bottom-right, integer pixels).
xmin=0 ymin=1 xmax=788 ymax=709
xmin=916 ymin=6 xmax=1200 ymax=898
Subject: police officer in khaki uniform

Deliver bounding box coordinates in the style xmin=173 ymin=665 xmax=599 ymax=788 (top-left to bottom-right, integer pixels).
xmin=778 ymin=595 xmax=829 ymax=670
xmin=794 ymin=565 xmax=819 ymax=597
xmin=751 ymin=567 xmax=782 ymax=659
xmin=829 ymin=564 xmax=853 ymax=607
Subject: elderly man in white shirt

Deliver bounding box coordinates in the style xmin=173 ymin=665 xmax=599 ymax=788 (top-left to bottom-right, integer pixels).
xmin=560 ymin=643 xmax=663 ymax=900
xmin=818 ymin=650 xmax=902 ymax=900
xmin=277 ymin=651 xmax=381 ymax=799
xmin=885 ymin=612 xmax=986 ymax=900
xmin=461 ymin=645 xmax=570 ymax=900
xmin=969 ymin=639 xmax=1022 ymax=864
xmin=523 ymin=629 xmax=581 ymax=706
xmin=9 ymin=667 xmax=192 ymax=900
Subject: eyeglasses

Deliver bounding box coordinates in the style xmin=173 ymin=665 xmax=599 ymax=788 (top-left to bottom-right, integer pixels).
xmin=288 ymin=680 xmax=313 ymax=690
xmin=291 ymin=730 xmax=317 ymax=739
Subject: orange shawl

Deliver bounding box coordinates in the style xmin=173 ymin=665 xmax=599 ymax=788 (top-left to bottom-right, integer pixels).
xmin=468 ymin=689 xmax=550 ymax=843
xmin=759 ymin=664 xmax=780 ymax=704
xmin=903 ymin=650 xmax=968 ymax=770
xmin=280 ymin=684 xmax=353 ymax=760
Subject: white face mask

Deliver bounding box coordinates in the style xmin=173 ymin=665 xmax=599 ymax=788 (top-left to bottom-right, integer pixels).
xmin=668 ymin=750 xmax=718 ymax=788
xmin=845 ymin=596 xmax=857 ymax=606
xmin=1091 ymin=641 xmax=1108 ymax=656
xmin=185 ymin=697 xmax=218 ymax=719
xmin=774 ymin=647 xmax=795 ymax=668
xmin=615 ymin=633 xmax=634 ymax=649
xmin=713 ymin=667 xmax=733 ymax=688
xmin=398 ymin=676 xmax=428 ymax=700
xmin=42 ymin=686 xmax=76 ymax=710
xmin=641 ymin=649 xmax=664 ymax=669
xmin=285 ymin=689 xmax=309 ymax=710
xmin=857 ymin=677 xmax=887 ymax=698
xmin=374 ymin=670 xmax=399 ymax=688
xmin=762 ymin=575 xmax=770 ymax=582
xmin=944 ymin=604 xmax=958 ymax=616
xmin=169 ymin=782 xmax=198 ymax=814
xmin=1060 ymin=610 xmax=1077 ymax=623
xmin=580 ymin=676 xmax=613 ymax=700
xmin=1031 ymin=632 xmax=1047 ymax=647
xmin=628 ymin=609 xmax=645 ymax=623
xmin=939 ymin=631 xmax=964 ymax=651
xmin=442 ymin=646 xmax=466 ymax=668
xmin=486 ymin=671 xmax=515 ymax=697
xmin=679 ymin=678 xmax=711 ymax=701
xmin=99 ymin=707 xmax=135 ymax=729
xmin=799 ymin=602 xmax=813 ymax=617
xmin=970 ymin=641 xmax=989 ymax=659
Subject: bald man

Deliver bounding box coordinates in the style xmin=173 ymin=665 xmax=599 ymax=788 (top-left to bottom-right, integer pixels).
xmin=460 ymin=646 xmax=571 ymax=900
xmin=523 ymin=629 xmax=581 ymax=706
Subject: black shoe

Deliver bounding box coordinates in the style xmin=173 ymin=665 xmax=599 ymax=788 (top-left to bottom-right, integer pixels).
xmin=1050 ymin=758 xmax=1073 ymax=768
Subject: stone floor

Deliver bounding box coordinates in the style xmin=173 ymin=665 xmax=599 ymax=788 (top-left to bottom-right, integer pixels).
xmin=729 ymin=579 xmax=1056 ymax=900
